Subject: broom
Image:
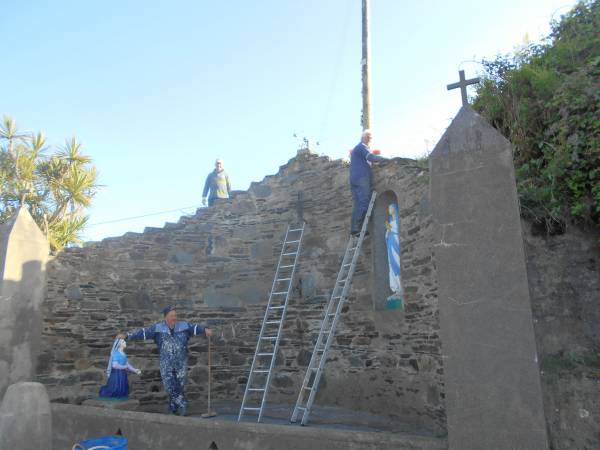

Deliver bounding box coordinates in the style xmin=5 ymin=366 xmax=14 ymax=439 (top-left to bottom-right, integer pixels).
xmin=201 ymin=334 xmax=217 ymax=418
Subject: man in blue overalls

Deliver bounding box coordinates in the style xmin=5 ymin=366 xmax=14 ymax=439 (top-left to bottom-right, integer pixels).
xmin=349 ymin=129 xmax=385 ymax=235
xmin=118 ymin=306 xmax=212 ymax=416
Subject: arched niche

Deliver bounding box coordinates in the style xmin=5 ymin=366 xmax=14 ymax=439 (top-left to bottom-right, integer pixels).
xmin=370 ymin=190 xmax=403 ymax=311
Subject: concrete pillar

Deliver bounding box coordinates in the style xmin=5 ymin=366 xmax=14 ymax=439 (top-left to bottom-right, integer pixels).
xmin=0 ymin=206 xmax=49 ymax=398
xmin=0 ymin=382 xmax=52 ymax=450
xmin=429 ymin=107 xmax=549 ymax=449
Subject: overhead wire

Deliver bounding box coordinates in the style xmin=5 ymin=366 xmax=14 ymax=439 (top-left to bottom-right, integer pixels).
xmin=88 ymin=204 xmax=202 ymax=227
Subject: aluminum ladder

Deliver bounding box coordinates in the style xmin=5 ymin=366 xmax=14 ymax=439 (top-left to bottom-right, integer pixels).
xmin=238 ymin=222 xmax=305 ymax=422
xmin=291 ymin=192 xmax=376 ymax=426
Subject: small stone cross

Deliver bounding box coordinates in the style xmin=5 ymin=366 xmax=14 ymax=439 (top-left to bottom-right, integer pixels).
xmin=447 ymin=70 xmax=480 ymax=106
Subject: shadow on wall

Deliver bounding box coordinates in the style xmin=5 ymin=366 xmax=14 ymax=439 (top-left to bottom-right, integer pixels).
xmin=0 ymin=260 xmax=45 ymax=399
xmin=371 ymin=190 xmax=402 ymax=311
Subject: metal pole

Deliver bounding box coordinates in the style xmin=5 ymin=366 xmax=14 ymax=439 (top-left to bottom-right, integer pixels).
xmin=361 ymin=0 xmax=371 ymax=131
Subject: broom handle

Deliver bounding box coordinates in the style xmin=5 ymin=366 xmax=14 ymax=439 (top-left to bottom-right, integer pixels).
xmin=207 ymin=334 xmax=211 ymax=411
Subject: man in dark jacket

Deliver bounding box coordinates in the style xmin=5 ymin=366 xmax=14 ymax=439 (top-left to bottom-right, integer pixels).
xmin=349 ymin=129 xmax=385 ymax=235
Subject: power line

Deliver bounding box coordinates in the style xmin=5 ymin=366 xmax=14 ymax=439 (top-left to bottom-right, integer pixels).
xmin=318 ymin=0 xmax=353 ymax=141
xmin=88 ymin=204 xmax=202 ymax=227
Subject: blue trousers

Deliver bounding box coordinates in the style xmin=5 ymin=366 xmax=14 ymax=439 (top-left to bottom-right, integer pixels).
xmin=161 ymin=365 xmax=187 ymax=412
xmin=350 ymin=176 xmax=372 ymax=234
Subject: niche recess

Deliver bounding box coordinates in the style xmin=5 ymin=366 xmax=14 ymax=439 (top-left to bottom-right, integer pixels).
xmin=371 ymin=190 xmax=402 ymax=310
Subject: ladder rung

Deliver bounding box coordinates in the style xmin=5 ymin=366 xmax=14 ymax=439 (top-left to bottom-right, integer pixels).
xmin=289 ymin=228 xmax=303 ymax=232
xmin=303 ymin=386 xmax=313 ymax=390
xmin=243 ymin=407 xmax=261 ymax=411
xmin=283 ymin=252 xmax=297 ymax=256
xmin=269 ymin=306 xmax=285 ymax=309
xmin=337 ymin=279 xmax=347 ymax=284
xmin=332 ymin=296 xmax=341 ymax=299
xmin=265 ymin=320 xmax=281 ymax=324
xmin=249 ymin=388 xmax=265 ymax=392
xmin=257 ymin=353 xmax=274 ymax=356
xmin=276 ymin=278 xmax=291 ymax=281
xmin=286 ymin=240 xmax=300 ymax=244
xmin=253 ymin=370 xmax=269 ymax=373
xmin=296 ymin=406 xmax=306 ymax=410
xmin=261 ymin=336 xmax=277 ymax=340
xmin=343 ymin=263 xmax=351 ymax=267
xmin=272 ymin=291 xmax=288 ymax=295
xmin=328 ymin=313 xmax=336 ymax=317
xmin=280 ymin=265 xmax=294 ymax=268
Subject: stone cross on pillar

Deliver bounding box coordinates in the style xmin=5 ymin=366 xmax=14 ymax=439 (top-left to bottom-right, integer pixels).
xmin=447 ymin=70 xmax=480 ymax=106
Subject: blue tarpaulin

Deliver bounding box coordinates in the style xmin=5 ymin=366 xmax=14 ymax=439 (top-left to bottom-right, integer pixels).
xmin=73 ymin=435 xmax=128 ymax=450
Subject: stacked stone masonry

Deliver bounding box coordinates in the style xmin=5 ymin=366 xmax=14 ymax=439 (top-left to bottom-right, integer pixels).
xmin=38 ymin=151 xmax=445 ymax=435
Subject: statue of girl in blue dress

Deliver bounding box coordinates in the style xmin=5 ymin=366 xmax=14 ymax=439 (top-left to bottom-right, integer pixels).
xmin=99 ymin=338 xmax=141 ymax=398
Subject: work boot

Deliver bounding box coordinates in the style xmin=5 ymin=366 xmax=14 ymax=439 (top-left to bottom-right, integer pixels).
xmin=179 ymin=404 xmax=187 ymax=417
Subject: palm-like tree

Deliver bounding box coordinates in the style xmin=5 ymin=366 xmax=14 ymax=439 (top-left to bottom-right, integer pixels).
xmin=0 ymin=115 xmax=99 ymax=251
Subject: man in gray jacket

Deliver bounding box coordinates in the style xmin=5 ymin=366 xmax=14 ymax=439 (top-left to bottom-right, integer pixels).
xmin=202 ymin=158 xmax=231 ymax=206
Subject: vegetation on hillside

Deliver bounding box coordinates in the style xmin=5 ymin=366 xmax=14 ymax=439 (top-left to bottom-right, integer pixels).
xmin=473 ymin=0 xmax=600 ymax=235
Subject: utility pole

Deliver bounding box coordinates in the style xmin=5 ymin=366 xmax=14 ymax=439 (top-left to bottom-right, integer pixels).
xmin=361 ymin=0 xmax=371 ymax=131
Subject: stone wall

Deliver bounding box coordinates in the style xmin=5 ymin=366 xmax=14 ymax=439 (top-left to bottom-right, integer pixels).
xmin=523 ymin=224 xmax=600 ymax=449
xmin=37 ymin=150 xmax=445 ymax=435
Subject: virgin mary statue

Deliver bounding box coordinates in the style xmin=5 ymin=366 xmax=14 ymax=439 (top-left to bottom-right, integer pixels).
xmin=385 ymin=203 xmax=403 ymax=309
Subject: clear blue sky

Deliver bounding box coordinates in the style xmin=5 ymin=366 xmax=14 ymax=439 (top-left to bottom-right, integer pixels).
xmin=1 ymin=0 xmax=576 ymax=241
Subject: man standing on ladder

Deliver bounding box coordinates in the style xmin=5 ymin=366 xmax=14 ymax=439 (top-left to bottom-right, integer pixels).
xmin=350 ymin=129 xmax=385 ymax=236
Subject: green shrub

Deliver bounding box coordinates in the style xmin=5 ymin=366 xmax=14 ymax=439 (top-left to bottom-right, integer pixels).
xmin=473 ymin=0 xmax=600 ymax=234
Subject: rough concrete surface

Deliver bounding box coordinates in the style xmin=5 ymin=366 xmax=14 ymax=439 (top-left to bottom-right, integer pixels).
xmin=0 ymin=382 xmax=52 ymax=450
xmin=523 ymin=224 xmax=600 ymax=450
xmin=52 ymin=403 xmax=446 ymax=450
xmin=82 ymin=398 xmax=140 ymax=411
xmin=430 ymin=107 xmax=549 ymax=449
xmin=0 ymin=207 xmax=49 ymax=398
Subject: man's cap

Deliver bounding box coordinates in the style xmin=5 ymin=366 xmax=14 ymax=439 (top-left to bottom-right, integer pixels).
xmin=163 ymin=305 xmax=176 ymax=316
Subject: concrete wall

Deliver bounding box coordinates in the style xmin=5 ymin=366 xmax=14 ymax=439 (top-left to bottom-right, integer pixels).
xmin=52 ymin=403 xmax=446 ymax=450
xmin=0 ymin=382 xmax=52 ymax=450
xmin=0 ymin=207 xmax=49 ymax=398
xmin=38 ymin=151 xmax=445 ymax=434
